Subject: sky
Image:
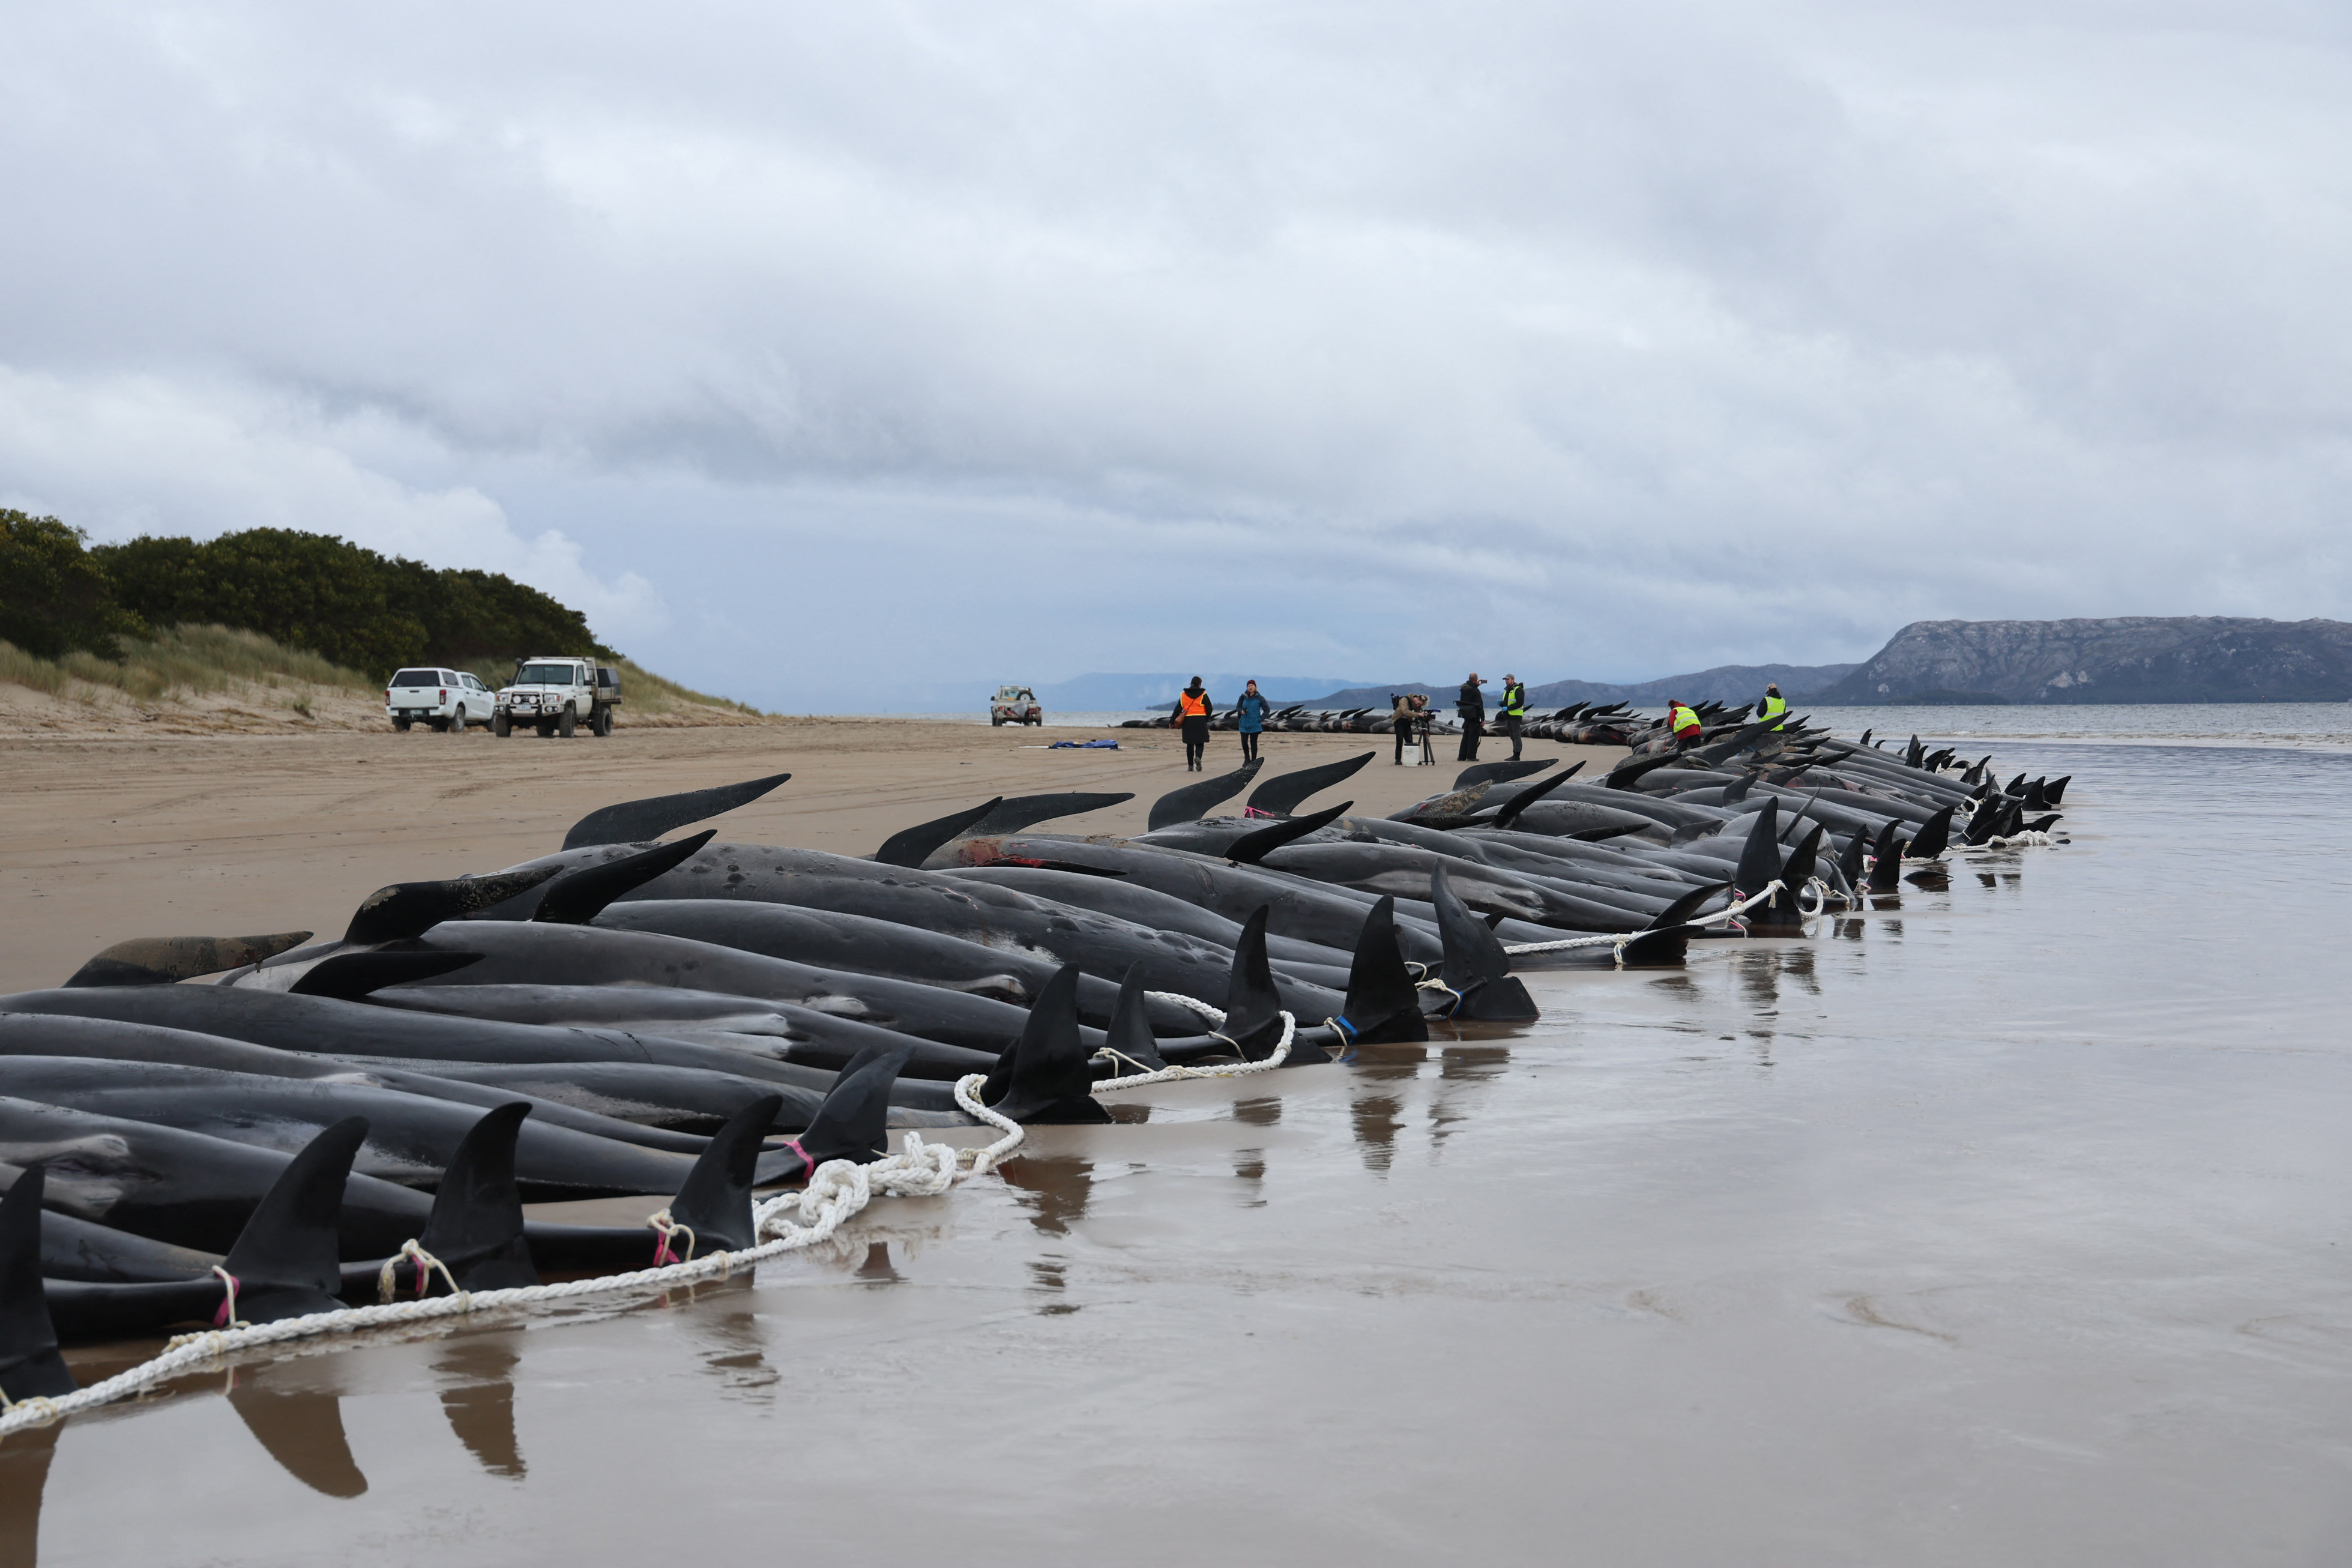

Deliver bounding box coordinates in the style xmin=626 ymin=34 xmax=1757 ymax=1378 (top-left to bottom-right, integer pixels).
xmin=3 ymin=0 xmax=2348 ymax=711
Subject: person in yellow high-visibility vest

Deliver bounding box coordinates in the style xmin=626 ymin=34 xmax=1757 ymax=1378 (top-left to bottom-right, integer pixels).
xmin=1666 ymin=699 xmax=1703 ymax=750
xmin=1175 ymin=677 xmax=1214 ymax=771
xmin=1758 ymin=683 xmax=1787 ymax=732
xmin=1498 ymin=674 xmax=1528 ymax=761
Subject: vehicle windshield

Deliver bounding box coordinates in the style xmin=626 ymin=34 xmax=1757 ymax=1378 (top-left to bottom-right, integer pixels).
xmin=516 ymin=663 xmax=577 ymax=685
xmin=391 ymin=669 xmax=439 ymax=686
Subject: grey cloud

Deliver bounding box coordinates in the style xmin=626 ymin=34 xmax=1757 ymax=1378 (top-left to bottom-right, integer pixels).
xmin=1 ymin=0 xmax=2347 ymax=708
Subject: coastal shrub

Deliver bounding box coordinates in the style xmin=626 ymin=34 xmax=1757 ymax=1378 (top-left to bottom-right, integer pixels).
xmin=92 ymin=528 xmax=618 ymax=679
xmin=0 ymin=511 xmax=148 ymax=660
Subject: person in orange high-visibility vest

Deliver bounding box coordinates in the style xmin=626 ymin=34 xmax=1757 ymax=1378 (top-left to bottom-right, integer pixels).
xmin=1175 ymin=677 xmax=1214 ymax=771
xmin=1666 ymin=698 xmax=1703 ymax=751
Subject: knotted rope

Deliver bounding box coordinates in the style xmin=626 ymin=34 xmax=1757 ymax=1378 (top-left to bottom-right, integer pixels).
xmin=1500 ymin=879 xmax=1792 ymax=958
xmin=0 ymin=1076 xmax=1025 ymax=1437
xmin=1088 ymin=993 xmax=1298 ymax=1090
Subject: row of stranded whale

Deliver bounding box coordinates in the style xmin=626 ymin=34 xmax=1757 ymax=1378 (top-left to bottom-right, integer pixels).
xmin=1123 ymin=698 xmax=1642 ymax=746
xmin=0 ymin=703 xmax=2069 ymax=1414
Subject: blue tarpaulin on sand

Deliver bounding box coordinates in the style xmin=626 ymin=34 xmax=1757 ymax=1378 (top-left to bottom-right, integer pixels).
xmin=1048 ymin=738 xmax=1120 ymax=749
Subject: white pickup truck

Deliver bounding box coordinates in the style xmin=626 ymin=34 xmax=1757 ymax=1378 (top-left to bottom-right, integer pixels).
xmin=493 ymin=656 xmax=623 ymax=738
xmin=385 ymin=668 xmax=496 ymax=732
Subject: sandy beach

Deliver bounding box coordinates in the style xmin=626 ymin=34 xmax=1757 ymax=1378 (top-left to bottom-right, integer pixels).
xmin=0 ymin=721 xmax=1624 ymax=995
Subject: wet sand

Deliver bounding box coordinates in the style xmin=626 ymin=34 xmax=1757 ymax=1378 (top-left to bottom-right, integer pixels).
xmin=5 ymin=738 xmax=2351 ymax=1564
xmin=0 ymin=721 xmax=1613 ymax=996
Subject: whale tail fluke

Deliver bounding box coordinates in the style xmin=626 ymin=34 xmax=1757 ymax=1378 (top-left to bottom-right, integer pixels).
xmin=1244 ymin=752 xmax=1373 ymax=818
xmin=873 ymin=798 xmax=1003 ymax=867
xmin=669 ymin=1094 xmax=788 ymax=1254
xmin=561 ymin=773 xmax=791 ymax=852
xmin=222 ymin=1117 xmax=371 ymax=1324
xmin=1226 ymin=801 xmax=1349 ymax=865
xmin=535 ymin=831 xmax=717 ymax=923
xmin=1491 ymin=762 xmax=1585 ymax=830
xmin=412 ymin=1104 xmax=538 ymax=1293
xmin=289 ymin=949 xmax=483 ymax=1000
xmin=0 ymin=1168 xmax=78 ymax=1402
xmin=988 ymin=966 xmax=1113 ymax=1123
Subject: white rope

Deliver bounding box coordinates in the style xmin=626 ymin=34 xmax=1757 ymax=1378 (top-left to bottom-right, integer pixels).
xmin=1976 ymin=830 xmax=2054 ymax=849
xmin=1500 ymin=879 xmax=1790 ymax=956
xmin=1092 ymin=994 xmax=1298 ymax=1090
xmin=0 ymin=1073 xmax=1025 ymax=1437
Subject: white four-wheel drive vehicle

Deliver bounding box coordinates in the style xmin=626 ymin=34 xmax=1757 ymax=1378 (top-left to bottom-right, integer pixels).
xmin=385 ymin=668 xmax=495 ymax=732
xmin=493 ymin=657 xmax=623 ymax=738
xmin=990 ymin=684 xmax=1043 ymax=726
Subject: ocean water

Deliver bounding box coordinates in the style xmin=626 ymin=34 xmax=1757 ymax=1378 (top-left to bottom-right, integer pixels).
xmin=10 ymin=719 xmax=2351 ymax=1564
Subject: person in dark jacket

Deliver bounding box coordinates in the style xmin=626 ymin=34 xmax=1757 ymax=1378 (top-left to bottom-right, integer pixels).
xmin=1456 ymin=674 xmax=1485 ymax=762
xmin=1235 ymin=680 xmax=1270 ymax=764
xmin=1175 ymin=677 xmax=1214 ymax=771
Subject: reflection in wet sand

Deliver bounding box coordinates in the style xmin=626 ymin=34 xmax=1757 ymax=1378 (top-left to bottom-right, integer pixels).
xmin=1904 ymin=869 xmax=1949 ymax=891
xmin=227 ymin=1377 xmax=367 ymax=1498
xmin=436 ymin=1339 xmax=525 ymax=1480
xmin=1350 ymin=1094 xmax=1404 ymax=1174
xmin=0 ymin=1420 xmax=59 ymax=1568
xmin=1231 ymin=1096 xmax=1280 ymax=1127
xmin=1438 ymin=1045 xmax=1510 ymax=1083
xmin=1028 ymin=1258 xmax=1078 ymax=1315
xmin=1000 ymin=1157 xmax=1094 ymax=1236
xmin=678 ymin=1282 xmax=779 ymax=1398
xmin=854 ymin=1241 xmax=902 ymax=1284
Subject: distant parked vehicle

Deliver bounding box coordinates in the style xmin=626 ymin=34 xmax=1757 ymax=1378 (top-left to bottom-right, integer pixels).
xmin=493 ymin=656 xmax=623 ymax=738
xmin=385 ymin=668 xmax=494 ymax=732
xmin=991 ymin=685 xmax=1043 ymax=726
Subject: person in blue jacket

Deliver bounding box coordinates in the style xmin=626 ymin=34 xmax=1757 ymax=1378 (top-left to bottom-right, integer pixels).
xmin=1235 ymin=680 xmax=1271 ymax=764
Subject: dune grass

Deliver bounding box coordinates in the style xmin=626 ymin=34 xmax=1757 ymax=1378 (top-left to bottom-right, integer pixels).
xmin=0 ymin=624 xmax=376 ymax=704
xmin=4 ymin=626 xmax=766 ymax=717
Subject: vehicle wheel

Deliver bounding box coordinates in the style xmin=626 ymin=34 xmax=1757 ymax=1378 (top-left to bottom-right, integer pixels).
xmin=536 ymin=720 xmax=556 ymax=737
xmin=449 ymin=705 xmax=466 ymax=734
xmin=558 ymin=706 xmax=576 ymax=738
xmin=594 ymin=706 xmax=614 ymax=737
xmin=990 ymin=716 xmax=1003 ymax=726
xmin=493 ymin=713 xmax=510 ymax=737
xmin=393 ymin=717 xmax=412 ymax=731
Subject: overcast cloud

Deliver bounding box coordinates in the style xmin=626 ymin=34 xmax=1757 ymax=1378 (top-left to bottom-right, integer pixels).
xmin=2 ymin=0 xmax=2347 ymax=708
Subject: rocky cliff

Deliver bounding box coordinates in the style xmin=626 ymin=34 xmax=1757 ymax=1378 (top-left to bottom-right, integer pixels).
xmin=1804 ymin=617 xmax=2352 ymax=704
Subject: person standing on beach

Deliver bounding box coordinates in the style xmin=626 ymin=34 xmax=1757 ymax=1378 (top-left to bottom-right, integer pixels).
xmin=1456 ymin=673 xmax=1485 ymax=762
xmin=1758 ymin=683 xmax=1787 ymax=732
xmin=1498 ymin=674 xmax=1527 ymax=761
xmin=1235 ymin=680 xmax=1270 ymax=764
xmin=1176 ymin=677 xmax=1214 ymax=771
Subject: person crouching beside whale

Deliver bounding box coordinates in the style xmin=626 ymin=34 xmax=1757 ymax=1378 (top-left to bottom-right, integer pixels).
xmin=1666 ymin=698 xmax=1703 ymax=751
xmin=1176 ymin=677 xmax=1214 ymax=771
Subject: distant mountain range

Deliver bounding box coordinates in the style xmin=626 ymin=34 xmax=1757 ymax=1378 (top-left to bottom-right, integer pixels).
xmin=1806 ymin=617 xmax=2352 ymax=704
xmin=1297 ymin=663 xmax=1860 ymax=711
xmin=1026 ymin=619 xmax=2352 ymax=717
xmin=1031 ymin=672 xmax=1378 ymax=711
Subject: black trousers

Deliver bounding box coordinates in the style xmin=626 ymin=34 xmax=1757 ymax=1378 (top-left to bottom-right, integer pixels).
xmin=1457 ymin=716 xmax=1482 ymax=761
xmin=1501 ymin=715 xmax=1522 ymax=759
xmin=1240 ymin=731 xmax=1260 ymax=763
xmin=1181 ymin=716 xmax=1210 ymax=769
xmin=1395 ymin=725 xmax=1411 ymax=763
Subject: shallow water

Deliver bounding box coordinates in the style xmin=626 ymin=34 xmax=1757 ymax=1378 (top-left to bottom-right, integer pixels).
xmin=10 ymin=740 xmax=2352 ymax=1564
